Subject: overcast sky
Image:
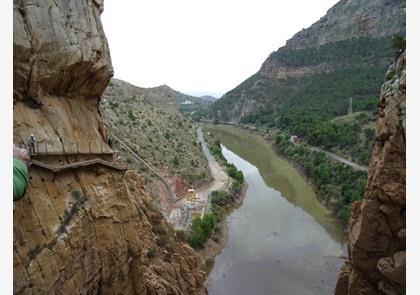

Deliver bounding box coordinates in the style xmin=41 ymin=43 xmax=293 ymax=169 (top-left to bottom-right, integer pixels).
xmin=102 ymin=0 xmax=338 ymax=97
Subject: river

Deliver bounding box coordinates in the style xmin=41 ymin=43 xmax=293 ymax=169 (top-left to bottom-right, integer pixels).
xmin=204 ymin=125 xmax=346 ymax=295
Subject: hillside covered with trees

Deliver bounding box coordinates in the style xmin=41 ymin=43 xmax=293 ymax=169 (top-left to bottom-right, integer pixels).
xmin=199 ymin=1 xmax=405 ymax=164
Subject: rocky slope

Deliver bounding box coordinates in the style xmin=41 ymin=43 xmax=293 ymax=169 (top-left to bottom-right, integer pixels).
xmin=100 ymin=78 xmax=211 ymax=214
xmin=285 ymin=0 xmax=406 ymax=49
xmin=13 ymin=0 xmax=205 ymax=293
xmin=335 ymin=50 xmax=405 ymax=294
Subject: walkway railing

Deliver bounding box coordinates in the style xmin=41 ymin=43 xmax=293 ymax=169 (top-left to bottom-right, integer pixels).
xmin=108 ymin=131 xmax=178 ymax=203
xmin=31 ymin=159 xmax=126 ymax=173
xmin=17 ymin=141 xmax=114 ymax=156
xmin=16 ymin=140 xmax=125 ymax=173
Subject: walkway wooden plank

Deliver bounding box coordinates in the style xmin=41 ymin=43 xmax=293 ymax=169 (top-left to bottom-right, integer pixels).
xmin=31 ymin=159 xmax=126 ymax=173
xmin=33 ymin=152 xmax=115 ymax=156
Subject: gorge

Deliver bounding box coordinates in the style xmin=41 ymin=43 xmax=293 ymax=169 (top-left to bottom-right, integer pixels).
xmin=12 ymin=0 xmax=406 ymax=294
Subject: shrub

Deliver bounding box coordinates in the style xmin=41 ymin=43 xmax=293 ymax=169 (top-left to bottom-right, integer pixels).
xmin=274 ymin=130 xmax=367 ymax=223
xmin=188 ymin=213 xmax=216 ymax=248
xmin=128 ymin=110 xmax=136 ymax=121
xmin=172 ymin=156 xmax=179 ymax=166
xmin=392 ymin=35 xmax=406 ymax=51
xmin=226 ymin=164 xmax=244 ymax=183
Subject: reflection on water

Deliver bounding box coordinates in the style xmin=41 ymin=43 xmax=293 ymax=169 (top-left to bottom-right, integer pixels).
xmin=205 ymin=125 xmax=345 ymax=295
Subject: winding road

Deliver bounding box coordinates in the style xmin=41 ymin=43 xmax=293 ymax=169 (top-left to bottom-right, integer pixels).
xmin=167 ymin=127 xmax=230 ymax=229
xmin=201 ymin=120 xmax=368 ymax=173
xmin=196 ymin=127 xmax=230 ymax=212
xmin=306 ymin=146 xmax=368 ymax=172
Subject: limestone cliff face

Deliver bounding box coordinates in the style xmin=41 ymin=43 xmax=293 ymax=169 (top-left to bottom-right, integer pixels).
xmin=335 ymin=50 xmax=406 ymax=294
xmin=285 ymin=0 xmax=406 ymax=49
xmin=13 ymin=0 xmax=205 ymax=294
xmin=206 ymin=0 xmax=405 ymax=124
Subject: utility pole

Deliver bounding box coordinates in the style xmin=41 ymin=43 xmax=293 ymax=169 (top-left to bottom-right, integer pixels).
xmin=348 ymin=97 xmax=353 ymax=114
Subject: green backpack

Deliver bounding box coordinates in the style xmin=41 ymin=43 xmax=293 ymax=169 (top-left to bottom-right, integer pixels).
xmin=13 ymin=159 xmax=29 ymax=201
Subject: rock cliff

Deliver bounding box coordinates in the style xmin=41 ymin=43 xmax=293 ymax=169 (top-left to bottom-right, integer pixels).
xmin=335 ymin=50 xmax=406 ymax=294
xmin=285 ymin=0 xmax=405 ymax=49
xmin=13 ymin=0 xmax=205 ymax=294
xmin=205 ymin=0 xmax=405 ymax=125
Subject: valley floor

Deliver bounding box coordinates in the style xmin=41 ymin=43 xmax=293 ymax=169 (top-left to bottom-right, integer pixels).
xmin=203 ymin=120 xmax=368 ymax=172
xmin=168 ymin=127 xmax=231 ymax=229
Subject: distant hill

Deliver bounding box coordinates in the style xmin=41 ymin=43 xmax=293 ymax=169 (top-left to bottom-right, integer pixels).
xmin=100 ymin=78 xmax=211 ymax=187
xmin=203 ymin=0 xmax=405 ymax=164
xmin=199 ymin=95 xmax=218 ymax=101
xmin=175 ymin=91 xmax=217 ymax=114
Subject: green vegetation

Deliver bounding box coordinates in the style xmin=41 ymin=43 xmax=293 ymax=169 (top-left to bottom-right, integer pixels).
xmin=127 ymin=110 xmax=136 ymax=121
xmin=208 ymin=138 xmax=245 ymax=185
xmin=305 ymin=112 xmax=376 ymax=164
xmin=175 ymin=92 xmax=216 ymax=114
xmin=271 ymin=37 xmax=394 ymax=67
xmin=237 ymin=67 xmax=380 ymax=164
xmin=172 ymin=155 xmax=179 ymax=166
xmin=101 ymin=79 xmax=211 ymax=185
xmin=202 ymin=36 xmax=399 ymax=165
xmin=274 ymin=132 xmax=367 ymax=222
xmin=226 ymin=163 xmax=244 ymax=184
xmin=186 ymin=171 xmax=207 ymax=183
xmin=189 ymin=213 xmax=217 ymax=248
xmin=188 ymin=135 xmax=245 ymax=249
xmin=209 ymin=139 xmax=227 ymax=164
xmin=392 ymin=35 xmax=406 ymax=52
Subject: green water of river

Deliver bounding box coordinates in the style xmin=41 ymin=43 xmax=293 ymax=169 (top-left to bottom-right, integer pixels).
xmin=204 ymin=124 xmax=345 ymax=295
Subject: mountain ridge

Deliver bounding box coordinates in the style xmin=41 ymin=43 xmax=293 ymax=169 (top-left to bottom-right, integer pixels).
xmin=285 ymin=0 xmax=405 ymax=49
xmin=205 ymin=0 xmax=405 ymax=123
xmin=202 ymin=0 xmax=405 ymax=166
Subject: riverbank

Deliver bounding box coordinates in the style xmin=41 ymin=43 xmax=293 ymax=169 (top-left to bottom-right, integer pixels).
xmin=197 ymin=182 xmax=248 ymax=274
xmin=203 ymin=123 xmax=367 ymax=225
xmin=203 ymin=131 xmax=345 ymax=295
xmin=189 ymin=127 xmax=248 ymax=268
xmin=202 ymin=123 xmax=345 ymax=241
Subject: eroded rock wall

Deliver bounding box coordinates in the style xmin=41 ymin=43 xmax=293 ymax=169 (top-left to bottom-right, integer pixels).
xmin=335 ymin=50 xmax=406 ymax=294
xmin=13 ymin=0 xmax=205 ymax=294
xmin=285 ymin=0 xmax=406 ymax=49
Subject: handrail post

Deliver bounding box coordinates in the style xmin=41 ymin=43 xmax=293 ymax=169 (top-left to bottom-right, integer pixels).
xmin=77 ymin=142 xmax=79 ymax=153
xmin=89 ymin=142 xmax=91 ymax=153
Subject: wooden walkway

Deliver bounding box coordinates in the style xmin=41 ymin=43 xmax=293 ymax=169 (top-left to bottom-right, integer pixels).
xmin=32 ymin=151 xmax=114 ymax=157
xmin=31 ymin=158 xmax=126 ymax=173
